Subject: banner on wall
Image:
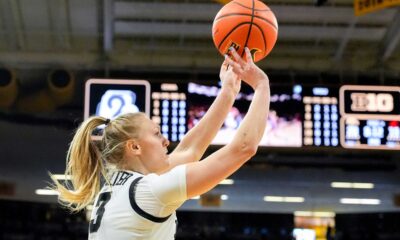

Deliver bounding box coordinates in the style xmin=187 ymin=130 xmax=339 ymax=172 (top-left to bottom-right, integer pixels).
xmin=354 ymin=0 xmax=400 ymax=16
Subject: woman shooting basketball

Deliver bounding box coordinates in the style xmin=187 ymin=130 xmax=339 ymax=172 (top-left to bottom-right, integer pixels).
xmin=51 ymin=48 xmax=270 ymax=239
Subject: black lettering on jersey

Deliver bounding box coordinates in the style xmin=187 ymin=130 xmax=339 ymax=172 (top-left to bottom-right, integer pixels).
xmin=112 ymin=171 xmax=133 ymax=186
xmin=174 ymin=218 xmax=178 ymax=238
xmin=89 ymin=191 xmax=111 ymax=233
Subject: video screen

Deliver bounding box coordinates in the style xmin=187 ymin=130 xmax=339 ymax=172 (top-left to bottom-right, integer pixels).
xmin=84 ymin=79 xmax=151 ymax=138
xmin=187 ymin=82 xmax=302 ymax=147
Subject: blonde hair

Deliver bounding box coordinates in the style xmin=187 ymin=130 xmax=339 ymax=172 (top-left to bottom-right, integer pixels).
xmin=50 ymin=112 xmax=145 ymax=212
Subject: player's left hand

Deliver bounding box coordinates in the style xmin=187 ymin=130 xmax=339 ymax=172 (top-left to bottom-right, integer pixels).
xmin=219 ymin=59 xmax=241 ymax=95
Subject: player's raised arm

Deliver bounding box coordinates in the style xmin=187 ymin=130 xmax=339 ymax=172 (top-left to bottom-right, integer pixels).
xmin=185 ymin=48 xmax=271 ymax=198
xmin=167 ymin=60 xmax=241 ymax=168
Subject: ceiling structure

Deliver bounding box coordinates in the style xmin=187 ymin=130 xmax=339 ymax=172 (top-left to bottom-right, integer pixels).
xmin=0 ymin=0 xmax=399 ymax=77
xmin=0 ymin=0 xmax=400 ymax=216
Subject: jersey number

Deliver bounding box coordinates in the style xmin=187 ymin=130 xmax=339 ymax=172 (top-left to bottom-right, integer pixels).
xmin=89 ymin=192 xmax=111 ymax=233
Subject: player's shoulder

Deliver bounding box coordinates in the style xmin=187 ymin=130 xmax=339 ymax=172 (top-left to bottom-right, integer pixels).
xmin=139 ymin=172 xmax=158 ymax=184
xmin=142 ymin=165 xmax=187 ymax=184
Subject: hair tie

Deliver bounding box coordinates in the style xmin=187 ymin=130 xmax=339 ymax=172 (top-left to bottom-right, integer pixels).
xmin=105 ymin=118 xmax=111 ymax=125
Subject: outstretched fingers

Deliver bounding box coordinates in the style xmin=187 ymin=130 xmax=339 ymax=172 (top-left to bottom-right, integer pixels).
xmin=229 ymin=47 xmax=246 ymax=68
xmin=244 ymin=47 xmax=253 ymax=64
xmin=220 ymin=59 xmax=228 ymax=75
xmin=224 ymin=54 xmax=243 ymax=77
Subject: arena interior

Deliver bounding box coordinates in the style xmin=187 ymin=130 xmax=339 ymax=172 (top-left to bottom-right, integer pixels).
xmin=0 ymin=0 xmax=400 ymax=239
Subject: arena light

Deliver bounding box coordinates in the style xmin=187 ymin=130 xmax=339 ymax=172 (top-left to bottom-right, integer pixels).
xmin=264 ymin=196 xmax=284 ymax=202
xmin=352 ymin=183 xmax=375 ymax=189
xmin=340 ymin=198 xmax=381 ymax=205
xmin=264 ymin=196 xmax=305 ymax=203
xmin=219 ymin=179 xmax=234 ymax=185
xmin=285 ymin=197 xmax=305 ymax=203
xmin=16 ymin=69 xmax=75 ymax=112
xmin=331 ymin=182 xmax=374 ymax=189
xmin=47 ymin=69 xmax=75 ymax=106
xmin=294 ymin=211 xmax=336 ymax=218
xmin=220 ymin=194 xmax=229 ymax=200
xmin=331 ymin=182 xmax=352 ymax=188
xmin=35 ymin=189 xmax=59 ymax=196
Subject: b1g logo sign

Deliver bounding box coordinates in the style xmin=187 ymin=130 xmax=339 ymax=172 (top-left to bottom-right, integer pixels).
xmin=350 ymin=92 xmax=394 ymax=113
xmin=340 ymin=86 xmax=400 ymax=116
xmin=339 ymin=85 xmax=400 ymax=150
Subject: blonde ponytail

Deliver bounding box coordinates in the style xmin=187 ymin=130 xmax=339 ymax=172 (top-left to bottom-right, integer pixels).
xmin=50 ymin=116 xmax=108 ymax=212
xmin=50 ymin=112 xmax=145 ymax=212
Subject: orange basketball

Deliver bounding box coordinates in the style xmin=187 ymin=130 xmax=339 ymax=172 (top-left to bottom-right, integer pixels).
xmin=212 ymin=0 xmax=278 ymax=62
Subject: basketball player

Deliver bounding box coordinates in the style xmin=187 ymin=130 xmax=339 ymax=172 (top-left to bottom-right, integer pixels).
xmin=51 ymin=48 xmax=270 ymax=239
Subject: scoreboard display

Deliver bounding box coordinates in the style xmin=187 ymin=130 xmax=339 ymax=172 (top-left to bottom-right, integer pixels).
xmin=340 ymin=85 xmax=400 ymax=150
xmin=150 ymin=83 xmax=187 ymax=142
xmin=84 ymin=78 xmax=399 ymax=151
xmin=302 ymin=86 xmax=339 ymax=147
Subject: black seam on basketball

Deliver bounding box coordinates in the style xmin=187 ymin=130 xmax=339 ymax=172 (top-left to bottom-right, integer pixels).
xmin=214 ymin=13 xmax=277 ymax=31
xmin=242 ymin=0 xmax=255 ymax=58
xmin=252 ymin=22 xmax=267 ymax=54
xmin=232 ymin=1 xmax=271 ymax=12
xmin=217 ymin=22 xmax=253 ymax=50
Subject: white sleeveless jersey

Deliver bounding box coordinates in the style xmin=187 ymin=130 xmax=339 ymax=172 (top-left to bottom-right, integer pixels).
xmin=89 ymin=165 xmax=187 ymax=240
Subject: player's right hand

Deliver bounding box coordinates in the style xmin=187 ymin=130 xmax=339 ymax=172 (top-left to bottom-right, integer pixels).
xmin=225 ymin=47 xmax=269 ymax=90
